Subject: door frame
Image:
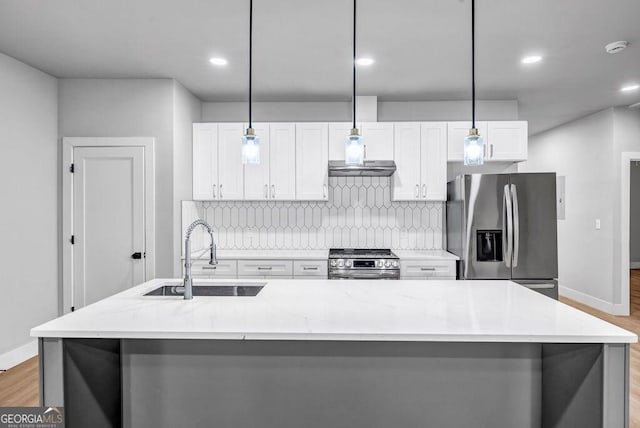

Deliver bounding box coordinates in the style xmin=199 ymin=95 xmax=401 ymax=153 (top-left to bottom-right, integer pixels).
xmin=62 ymin=137 xmax=155 ymax=314
xmin=619 ymin=152 xmax=640 ymax=316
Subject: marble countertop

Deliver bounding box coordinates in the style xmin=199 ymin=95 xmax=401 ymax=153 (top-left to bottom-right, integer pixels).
xmin=32 ymin=278 xmax=636 ymax=343
xmin=393 ymin=250 xmax=459 ymax=261
xmin=186 ymin=249 xmax=458 ymax=261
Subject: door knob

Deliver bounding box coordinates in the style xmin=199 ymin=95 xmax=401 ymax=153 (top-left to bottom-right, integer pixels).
xmin=131 ymin=252 xmax=143 ymax=260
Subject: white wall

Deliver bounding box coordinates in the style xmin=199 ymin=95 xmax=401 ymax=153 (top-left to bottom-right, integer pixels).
xmin=630 ymin=162 xmax=640 ymax=264
xmin=172 ymin=82 xmax=202 ymax=275
xmin=202 ymin=100 xmax=518 ymax=123
xmin=59 ymin=79 xmax=175 ymax=277
xmin=521 ymin=108 xmax=617 ymax=310
xmin=0 ymin=52 xmax=58 ymax=359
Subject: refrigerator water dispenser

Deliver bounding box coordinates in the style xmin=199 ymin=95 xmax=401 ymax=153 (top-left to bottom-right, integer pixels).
xmin=476 ymin=230 xmax=503 ymax=262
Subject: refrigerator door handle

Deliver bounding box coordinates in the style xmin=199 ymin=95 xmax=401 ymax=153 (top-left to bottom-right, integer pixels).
xmin=511 ymin=184 xmax=520 ymax=267
xmin=503 ymin=184 xmax=513 ymax=268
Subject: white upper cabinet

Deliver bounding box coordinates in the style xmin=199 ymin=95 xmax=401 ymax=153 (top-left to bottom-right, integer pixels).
xmin=392 ymin=122 xmax=447 ymax=201
xmin=217 ymin=123 xmax=245 ymax=200
xmin=269 ymin=123 xmax=296 ymax=200
xmin=361 ymin=122 xmax=394 ymax=160
xmin=446 ymin=121 xmax=488 ymax=162
xmin=421 ymin=122 xmax=448 ymax=200
xmin=392 ymin=122 xmax=422 ymax=200
xmin=243 ymin=123 xmax=270 ymax=200
xmin=447 ymin=121 xmax=527 ymax=162
xmin=193 ymin=123 xmax=218 ymax=200
xmin=296 ymin=123 xmax=329 ymax=201
xmin=486 ymin=121 xmax=528 ymax=161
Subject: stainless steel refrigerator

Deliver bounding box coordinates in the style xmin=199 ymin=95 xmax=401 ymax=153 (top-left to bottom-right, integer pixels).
xmin=446 ymin=173 xmax=559 ymax=298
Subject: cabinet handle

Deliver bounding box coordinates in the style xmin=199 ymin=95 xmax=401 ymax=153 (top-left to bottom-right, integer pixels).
xmin=264 ymin=184 xmax=268 ymax=199
xmin=212 ymin=184 xmax=217 ymax=199
xmin=420 ymin=267 xmax=436 ymax=271
xmin=271 ymin=184 xmax=275 ymax=199
xmin=490 ymin=144 xmax=494 ymax=159
xmin=364 ymin=145 xmax=367 ymax=159
xmin=323 ymin=184 xmax=327 ymax=199
xmin=483 ymin=143 xmax=487 ymax=159
xmin=415 ymin=184 xmax=419 ymax=198
xmin=257 ymin=266 xmax=273 ymax=270
xmin=422 ymin=184 xmax=426 ymax=198
xmin=303 ymin=266 xmax=318 ymax=271
xmin=202 ymin=266 xmax=217 ymax=270
xmin=219 ymin=184 xmax=223 ymax=199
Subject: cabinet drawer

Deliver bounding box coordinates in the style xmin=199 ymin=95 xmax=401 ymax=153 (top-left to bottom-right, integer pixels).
xmin=400 ymin=260 xmax=456 ymax=278
xmin=238 ymin=260 xmax=293 ymax=277
xmin=185 ymin=260 xmax=237 ymax=278
xmin=293 ymin=260 xmax=328 ymax=277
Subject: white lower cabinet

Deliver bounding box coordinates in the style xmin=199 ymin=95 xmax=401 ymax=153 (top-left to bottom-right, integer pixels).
xmin=400 ymin=260 xmax=456 ymax=280
xmin=184 ymin=260 xmax=238 ymax=279
xmin=293 ymin=260 xmax=328 ymax=279
xmin=237 ymin=260 xmax=294 ymax=278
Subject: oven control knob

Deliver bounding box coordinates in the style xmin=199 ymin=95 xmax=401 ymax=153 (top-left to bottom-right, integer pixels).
xmin=392 ymin=261 xmax=399 ymax=268
xmin=385 ymin=260 xmax=391 ymax=268
xmin=330 ymin=260 xmax=337 ymax=267
xmin=377 ymin=260 xmax=384 ymax=267
xmin=345 ymin=260 xmax=352 ymax=267
xmin=338 ymin=260 xmax=344 ymax=268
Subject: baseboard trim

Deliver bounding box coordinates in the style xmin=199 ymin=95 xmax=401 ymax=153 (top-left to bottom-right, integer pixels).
xmin=0 ymin=340 xmax=38 ymax=371
xmin=630 ymin=261 xmax=640 ymax=269
xmin=559 ymin=285 xmax=616 ymax=314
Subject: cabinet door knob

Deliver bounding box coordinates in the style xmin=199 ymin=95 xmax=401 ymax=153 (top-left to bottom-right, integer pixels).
xmin=131 ymin=252 xmax=143 ymax=260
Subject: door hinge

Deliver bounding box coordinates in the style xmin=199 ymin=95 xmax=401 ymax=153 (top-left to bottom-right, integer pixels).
xmin=70 ymin=235 xmax=74 ymax=245
xmin=69 ymin=163 xmax=74 ymax=173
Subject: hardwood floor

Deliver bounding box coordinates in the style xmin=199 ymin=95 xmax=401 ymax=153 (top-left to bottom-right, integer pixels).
xmin=1 ymin=273 xmax=640 ymax=425
xmin=0 ymin=356 xmax=38 ymax=406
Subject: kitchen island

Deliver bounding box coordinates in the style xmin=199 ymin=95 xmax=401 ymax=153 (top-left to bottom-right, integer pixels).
xmin=32 ymin=279 xmax=636 ymax=428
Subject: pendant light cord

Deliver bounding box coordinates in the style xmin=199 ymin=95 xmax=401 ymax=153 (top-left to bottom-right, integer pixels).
xmin=249 ymin=0 xmax=253 ymax=129
xmin=471 ymin=0 xmax=476 ymax=128
xmin=352 ymin=0 xmax=357 ymax=129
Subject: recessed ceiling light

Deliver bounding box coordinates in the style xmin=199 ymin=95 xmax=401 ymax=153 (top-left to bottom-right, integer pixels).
xmin=521 ymin=55 xmax=542 ymax=64
xmin=355 ymin=58 xmax=374 ymax=66
xmin=209 ymin=57 xmax=228 ymax=66
xmin=621 ymin=84 xmax=640 ymax=92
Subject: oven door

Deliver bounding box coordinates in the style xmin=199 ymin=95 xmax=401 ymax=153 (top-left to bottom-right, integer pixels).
xmin=328 ymin=270 xmax=400 ymax=280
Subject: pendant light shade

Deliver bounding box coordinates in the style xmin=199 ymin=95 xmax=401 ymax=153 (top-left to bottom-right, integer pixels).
xmin=242 ymin=0 xmax=260 ymax=164
xmin=463 ymin=0 xmax=484 ymax=166
xmin=345 ymin=0 xmax=365 ymax=166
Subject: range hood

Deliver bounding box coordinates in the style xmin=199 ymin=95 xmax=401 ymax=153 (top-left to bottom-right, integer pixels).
xmin=328 ymin=160 xmax=396 ymax=177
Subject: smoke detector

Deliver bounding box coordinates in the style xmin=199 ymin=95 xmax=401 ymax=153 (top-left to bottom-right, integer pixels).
xmin=605 ymin=41 xmax=629 ymax=54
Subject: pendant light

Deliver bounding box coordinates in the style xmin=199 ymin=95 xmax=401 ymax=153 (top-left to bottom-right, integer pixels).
xmin=242 ymin=0 xmax=260 ymax=164
xmin=463 ymin=0 xmax=485 ymax=166
xmin=345 ymin=0 xmax=365 ymax=165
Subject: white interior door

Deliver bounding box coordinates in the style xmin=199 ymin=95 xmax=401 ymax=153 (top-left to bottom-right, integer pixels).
xmin=73 ymin=146 xmax=145 ymax=308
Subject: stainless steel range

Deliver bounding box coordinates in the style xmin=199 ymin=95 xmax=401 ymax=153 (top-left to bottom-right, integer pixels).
xmin=328 ymin=249 xmax=400 ymax=280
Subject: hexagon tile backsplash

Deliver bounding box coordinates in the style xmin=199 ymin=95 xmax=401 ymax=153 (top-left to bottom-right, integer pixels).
xmin=182 ymin=176 xmax=444 ymax=252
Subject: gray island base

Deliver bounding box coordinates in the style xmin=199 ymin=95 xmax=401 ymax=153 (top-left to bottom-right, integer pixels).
xmin=39 ymin=338 xmax=628 ymax=428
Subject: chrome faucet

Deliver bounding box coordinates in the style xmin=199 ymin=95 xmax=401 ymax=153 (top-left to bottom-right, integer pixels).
xmin=183 ymin=220 xmax=218 ymax=300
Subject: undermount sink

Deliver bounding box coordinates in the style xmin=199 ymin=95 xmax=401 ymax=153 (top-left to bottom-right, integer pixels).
xmin=144 ymin=283 xmax=266 ymax=297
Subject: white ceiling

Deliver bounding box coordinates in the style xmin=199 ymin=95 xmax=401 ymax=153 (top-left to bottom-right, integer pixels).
xmin=0 ymin=0 xmax=638 ymax=134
